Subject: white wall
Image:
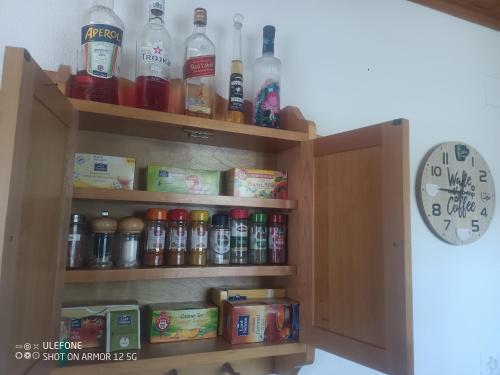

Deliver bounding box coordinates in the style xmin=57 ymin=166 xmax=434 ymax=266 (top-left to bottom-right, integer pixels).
xmin=1 ymin=1 xmax=499 ymax=374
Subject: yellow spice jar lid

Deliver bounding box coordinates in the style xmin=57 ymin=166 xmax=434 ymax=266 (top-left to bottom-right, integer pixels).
xmin=118 ymin=217 xmax=145 ymax=233
xmin=190 ymin=210 xmax=209 ymax=222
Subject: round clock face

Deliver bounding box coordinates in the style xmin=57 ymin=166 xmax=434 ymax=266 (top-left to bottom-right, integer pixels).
xmin=419 ymin=142 xmax=496 ymax=245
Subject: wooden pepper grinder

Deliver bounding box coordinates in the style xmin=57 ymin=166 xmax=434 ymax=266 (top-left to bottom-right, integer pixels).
xmin=90 ymin=211 xmax=118 ymax=269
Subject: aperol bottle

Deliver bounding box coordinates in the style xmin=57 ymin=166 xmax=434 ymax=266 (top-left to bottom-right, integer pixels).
xmin=135 ymin=0 xmax=172 ymax=112
xmin=73 ymin=0 xmax=124 ymax=104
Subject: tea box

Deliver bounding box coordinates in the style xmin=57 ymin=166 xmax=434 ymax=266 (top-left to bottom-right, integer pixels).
xmin=224 ymin=168 xmax=288 ymax=199
xmin=73 ymin=153 xmax=136 ymax=190
xmin=145 ymin=302 xmax=218 ymax=343
xmin=106 ymin=307 xmax=141 ymax=352
xmin=146 ymin=165 xmax=221 ymax=195
xmin=211 ymin=287 xmax=286 ymax=334
xmin=222 ymin=298 xmax=299 ymax=345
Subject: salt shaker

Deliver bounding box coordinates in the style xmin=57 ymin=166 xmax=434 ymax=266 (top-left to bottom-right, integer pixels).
xmin=117 ymin=216 xmax=144 ymax=268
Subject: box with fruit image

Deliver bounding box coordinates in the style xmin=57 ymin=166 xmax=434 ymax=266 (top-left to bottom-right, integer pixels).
xmin=146 ymin=165 xmax=221 ymax=195
xmin=224 ymin=168 xmax=288 ymax=199
xmin=222 ymin=298 xmax=299 ymax=345
xmin=145 ymin=302 xmax=218 ymax=343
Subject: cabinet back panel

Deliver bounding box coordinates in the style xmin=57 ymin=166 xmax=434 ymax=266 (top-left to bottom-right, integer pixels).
xmin=313 ymin=146 xmax=385 ymax=348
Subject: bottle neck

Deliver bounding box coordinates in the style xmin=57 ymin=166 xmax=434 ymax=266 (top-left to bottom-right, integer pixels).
xmin=193 ymin=23 xmax=206 ymax=34
xmin=93 ymin=0 xmax=113 ymax=9
xmin=263 ymin=39 xmax=274 ymax=56
xmin=149 ymin=12 xmax=164 ymax=25
xmin=232 ymin=26 xmax=242 ymax=61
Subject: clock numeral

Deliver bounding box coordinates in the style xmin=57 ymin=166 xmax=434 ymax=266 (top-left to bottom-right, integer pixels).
xmin=472 ymin=220 xmax=480 ymax=233
xmin=431 ymin=166 xmax=442 ymax=177
xmin=479 ymin=170 xmax=487 ymax=183
xmin=481 ymin=207 xmax=488 ymax=217
xmin=443 ymin=152 xmax=449 ymax=165
xmin=444 ymin=219 xmax=451 ymax=230
xmin=432 ymin=203 xmax=441 ymax=216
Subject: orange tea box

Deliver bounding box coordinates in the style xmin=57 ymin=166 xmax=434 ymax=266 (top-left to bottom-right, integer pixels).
xmin=224 ymin=168 xmax=288 ymax=199
xmin=145 ymin=302 xmax=218 ymax=343
xmin=222 ymin=298 xmax=300 ymax=345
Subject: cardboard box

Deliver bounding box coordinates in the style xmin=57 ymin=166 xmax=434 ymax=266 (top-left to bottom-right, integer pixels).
xmin=145 ymin=302 xmax=218 ymax=343
xmin=224 ymin=168 xmax=288 ymax=199
xmin=73 ymin=153 xmax=135 ymax=190
xmin=222 ymin=298 xmax=299 ymax=345
xmin=211 ymin=288 xmax=286 ymax=335
xmin=146 ymin=165 xmax=220 ymax=195
xmin=106 ymin=307 xmax=141 ymax=352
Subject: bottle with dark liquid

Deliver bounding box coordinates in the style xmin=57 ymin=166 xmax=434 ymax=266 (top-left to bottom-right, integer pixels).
xmin=227 ymin=14 xmax=244 ymax=124
xmin=73 ymin=0 xmax=124 ymax=104
xmin=135 ymin=0 xmax=172 ymax=112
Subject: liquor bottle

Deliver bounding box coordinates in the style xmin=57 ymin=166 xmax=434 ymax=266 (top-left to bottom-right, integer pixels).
xmin=73 ymin=0 xmax=124 ymax=105
xmin=227 ymin=14 xmax=244 ymax=124
xmin=184 ymin=8 xmax=216 ymax=118
xmin=135 ymin=0 xmax=172 ymax=112
xmin=253 ymin=25 xmax=281 ymax=128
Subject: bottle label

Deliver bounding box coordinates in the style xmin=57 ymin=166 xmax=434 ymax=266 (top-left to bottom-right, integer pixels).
xmin=253 ymin=80 xmax=280 ymax=128
xmin=228 ymin=73 xmax=244 ymax=112
xmin=250 ymin=226 xmax=267 ymax=251
xmin=146 ymin=226 xmax=165 ymax=250
xmin=210 ymin=229 xmax=230 ymax=255
xmin=81 ymin=24 xmax=123 ymax=79
xmin=169 ymin=226 xmax=187 ymax=250
xmin=269 ymin=227 xmax=285 ymax=250
xmin=230 ymin=221 xmax=248 ymax=249
xmin=139 ymin=42 xmax=170 ymax=80
xmin=184 ymin=55 xmax=215 ymax=79
xmin=68 ymin=234 xmax=81 ymax=242
xmin=190 ymin=226 xmax=208 ymax=249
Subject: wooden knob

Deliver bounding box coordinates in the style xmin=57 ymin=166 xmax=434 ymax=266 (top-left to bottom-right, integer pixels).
xmin=118 ymin=217 xmax=144 ymax=233
xmin=91 ymin=216 xmax=118 ymax=233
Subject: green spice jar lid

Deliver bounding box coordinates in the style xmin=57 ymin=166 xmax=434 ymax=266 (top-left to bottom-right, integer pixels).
xmin=249 ymin=213 xmax=268 ymax=223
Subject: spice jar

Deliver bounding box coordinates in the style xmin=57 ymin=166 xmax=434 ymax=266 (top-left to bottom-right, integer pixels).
xmin=67 ymin=214 xmax=86 ymax=269
xmin=209 ymin=214 xmax=230 ymax=265
xmin=230 ymin=208 xmax=249 ymax=264
xmin=189 ymin=210 xmax=209 ymax=266
xmin=117 ymin=217 xmax=144 ymax=268
xmin=143 ymin=208 xmax=168 ymax=267
xmin=90 ymin=211 xmax=117 ymax=269
xmin=167 ymin=209 xmax=189 ymax=266
xmin=249 ymin=213 xmax=268 ymax=264
xmin=268 ymin=213 xmax=287 ymax=264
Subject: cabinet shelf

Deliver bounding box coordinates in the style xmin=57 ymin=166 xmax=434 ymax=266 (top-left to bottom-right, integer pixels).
xmin=65 ymin=265 xmax=297 ymax=283
xmin=73 ymin=188 xmax=297 ymax=210
xmin=52 ymin=338 xmax=307 ymax=374
xmin=71 ymin=98 xmax=311 ymax=152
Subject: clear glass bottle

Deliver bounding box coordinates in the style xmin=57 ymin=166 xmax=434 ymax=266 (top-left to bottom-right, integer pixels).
xmin=143 ymin=208 xmax=168 ymax=266
xmin=135 ymin=0 xmax=172 ymax=112
xmin=73 ymin=0 xmax=124 ymax=104
xmin=268 ymin=213 xmax=287 ymax=264
xmin=189 ymin=210 xmax=209 ymax=266
xmin=167 ymin=209 xmax=189 ymax=266
xmin=230 ymin=208 xmax=248 ymax=264
xmin=90 ymin=211 xmax=117 ymax=269
xmin=209 ymin=214 xmax=230 ymax=265
xmin=184 ymin=8 xmax=216 ymax=118
xmin=227 ymin=14 xmax=244 ymax=124
xmin=253 ymin=25 xmax=281 ymax=128
xmin=249 ymin=213 xmax=267 ymax=264
xmin=67 ymin=214 xmax=87 ymax=269
xmin=117 ymin=217 xmax=144 ymax=268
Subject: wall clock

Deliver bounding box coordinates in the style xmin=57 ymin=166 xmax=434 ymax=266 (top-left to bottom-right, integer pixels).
xmin=418 ymin=142 xmax=496 ymax=245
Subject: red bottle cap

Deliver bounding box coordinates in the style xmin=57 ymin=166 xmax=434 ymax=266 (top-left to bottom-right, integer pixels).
xmin=269 ymin=213 xmax=287 ymax=224
xmin=169 ymin=209 xmax=189 ymax=221
xmin=230 ymin=208 xmax=249 ymax=219
xmin=146 ymin=208 xmax=168 ymax=221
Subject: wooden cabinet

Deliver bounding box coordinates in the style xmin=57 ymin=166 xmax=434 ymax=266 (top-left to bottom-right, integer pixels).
xmin=0 ymin=47 xmax=412 ymax=375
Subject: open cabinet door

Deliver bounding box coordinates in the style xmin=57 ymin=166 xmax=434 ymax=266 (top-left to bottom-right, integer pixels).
xmin=0 ymin=47 xmax=76 ymax=375
xmin=294 ymin=120 xmax=413 ymax=375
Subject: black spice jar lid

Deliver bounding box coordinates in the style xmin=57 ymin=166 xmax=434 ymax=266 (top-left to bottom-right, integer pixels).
xmin=212 ymin=214 xmax=229 ymax=226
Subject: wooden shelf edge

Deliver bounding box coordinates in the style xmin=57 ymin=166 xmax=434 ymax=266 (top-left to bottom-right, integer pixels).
xmin=52 ymin=341 xmax=307 ymax=374
xmin=65 ymin=265 xmax=297 ymax=283
xmin=73 ymin=188 xmax=297 ymax=210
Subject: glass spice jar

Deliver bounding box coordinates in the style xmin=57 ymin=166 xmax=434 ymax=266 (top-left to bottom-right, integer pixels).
xmin=67 ymin=213 xmax=86 ymax=269
xmin=249 ymin=213 xmax=268 ymax=264
xmin=117 ymin=216 xmax=144 ymax=268
xmin=230 ymin=208 xmax=249 ymax=264
xmin=189 ymin=210 xmax=209 ymax=266
xmin=209 ymin=213 xmax=230 ymax=265
xmin=167 ymin=209 xmax=189 ymax=266
xmin=90 ymin=211 xmax=117 ymax=269
xmin=268 ymin=213 xmax=287 ymax=264
xmin=143 ymin=208 xmax=168 ymax=267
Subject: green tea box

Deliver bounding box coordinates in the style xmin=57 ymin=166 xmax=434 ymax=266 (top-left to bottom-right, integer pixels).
xmin=106 ymin=307 xmax=140 ymax=352
xmin=146 ymin=165 xmax=220 ymax=195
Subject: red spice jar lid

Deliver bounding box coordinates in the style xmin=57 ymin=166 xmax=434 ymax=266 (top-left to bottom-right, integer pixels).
xmin=169 ymin=209 xmax=189 ymax=221
xmin=269 ymin=213 xmax=287 ymax=224
xmin=230 ymin=208 xmax=249 ymax=219
xmin=146 ymin=208 xmax=168 ymax=221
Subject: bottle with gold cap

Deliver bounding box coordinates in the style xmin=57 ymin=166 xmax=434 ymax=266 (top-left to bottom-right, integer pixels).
xmin=90 ymin=211 xmax=117 ymax=269
xmin=117 ymin=216 xmax=144 ymax=268
xmin=189 ymin=210 xmax=209 ymax=266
